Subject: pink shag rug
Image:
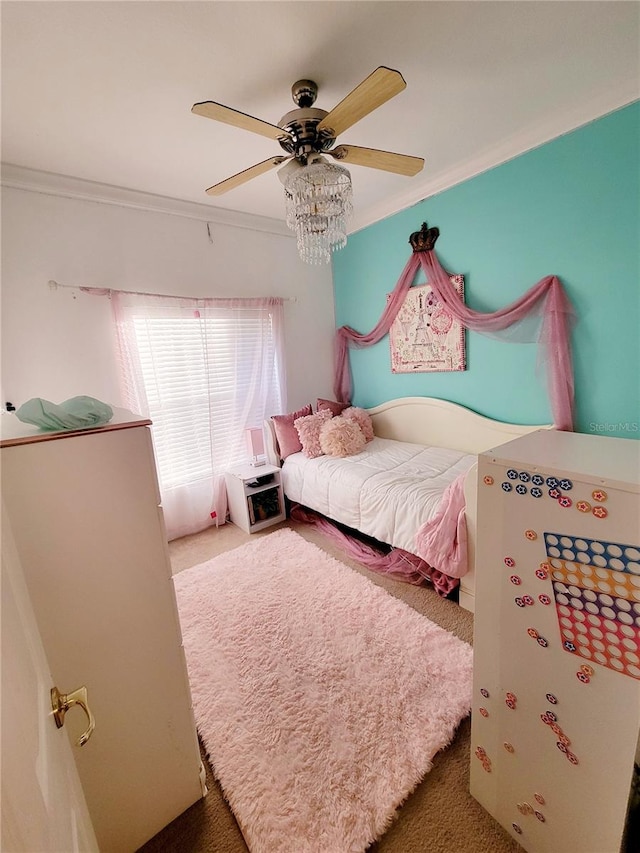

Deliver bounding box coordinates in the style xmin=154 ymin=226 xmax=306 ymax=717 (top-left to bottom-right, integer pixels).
xmin=173 ymin=528 xmax=473 ymax=853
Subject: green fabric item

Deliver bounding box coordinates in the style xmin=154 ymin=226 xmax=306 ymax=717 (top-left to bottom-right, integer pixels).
xmin=16 ymin=396 xmax=114 ymax=431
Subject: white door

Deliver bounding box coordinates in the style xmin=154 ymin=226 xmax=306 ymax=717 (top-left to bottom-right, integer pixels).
xmin=1 ymin=503 xmax=98 ymax=853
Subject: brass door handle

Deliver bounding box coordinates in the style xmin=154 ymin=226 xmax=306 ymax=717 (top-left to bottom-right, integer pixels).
xmin=51 ymin=685 xmax=96 ymax=746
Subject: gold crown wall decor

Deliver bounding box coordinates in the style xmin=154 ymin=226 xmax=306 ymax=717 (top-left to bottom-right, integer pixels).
xmin=409 ymin=222 xmax=439 ymax=253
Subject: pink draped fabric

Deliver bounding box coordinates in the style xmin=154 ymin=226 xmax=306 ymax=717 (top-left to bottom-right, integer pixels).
xmin=334 ymin=250 xmax=575 ymax=431
xmin=86 ymin=287 xmax=286 ymax=540
xmin=290 ymin=504 xmax=460 ymax=597
xmin=334 ymin=254 xmax=418 ymax=404
xmin=414 ymin=472 xmax=468 ymax=578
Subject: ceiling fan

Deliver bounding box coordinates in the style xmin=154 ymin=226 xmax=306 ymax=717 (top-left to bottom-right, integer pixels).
xmin=192 ymin=66 xmax=425 ymax=197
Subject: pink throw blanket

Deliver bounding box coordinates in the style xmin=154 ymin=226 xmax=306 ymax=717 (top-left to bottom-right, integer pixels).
xmin=414 ymin=472 xmax=468 ymax=579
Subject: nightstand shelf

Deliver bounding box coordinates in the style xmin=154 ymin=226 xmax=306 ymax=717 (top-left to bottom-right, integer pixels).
xmin=224 ymin=463 xmax=285 ymax=533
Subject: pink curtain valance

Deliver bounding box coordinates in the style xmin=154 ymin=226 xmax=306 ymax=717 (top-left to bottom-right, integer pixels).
xmin=334 ymin=240 xmax=575 ymax=431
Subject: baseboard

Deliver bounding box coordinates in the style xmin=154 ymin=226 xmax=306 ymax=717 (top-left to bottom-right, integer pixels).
xmin=459 ymin=587 xmax=475 ymax=614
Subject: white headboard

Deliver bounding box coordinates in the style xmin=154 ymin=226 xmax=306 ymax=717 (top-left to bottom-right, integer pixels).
xmin=367 ymin=396 xmax=553 ymax=455
xmin=264 ymin=396 xmax=553 ymax=465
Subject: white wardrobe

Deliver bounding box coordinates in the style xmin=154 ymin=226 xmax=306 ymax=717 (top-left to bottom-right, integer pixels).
xmin=471 ymin=429 xmax=640 ymax=853
xmin=1 ymin=410 xmax=205 ymax=852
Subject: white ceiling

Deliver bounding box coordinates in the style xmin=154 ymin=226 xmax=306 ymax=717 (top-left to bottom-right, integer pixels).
xmin=2 ymin=1 xmax=638 ymax=232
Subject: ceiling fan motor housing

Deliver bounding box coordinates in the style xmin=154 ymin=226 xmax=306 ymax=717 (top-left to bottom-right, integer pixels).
xmin=278 ymin=80 xmax=337 ymax=162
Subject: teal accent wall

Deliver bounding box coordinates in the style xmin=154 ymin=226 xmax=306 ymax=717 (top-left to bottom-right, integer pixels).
xmin=333 ymin=102 xmax=640 ymax=439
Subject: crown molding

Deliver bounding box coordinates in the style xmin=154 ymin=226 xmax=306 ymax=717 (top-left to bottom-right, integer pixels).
xmin=0 ymin=163 xmax=293 ymax=238
xmin=349 ymin=90 xmax=640 ymax=235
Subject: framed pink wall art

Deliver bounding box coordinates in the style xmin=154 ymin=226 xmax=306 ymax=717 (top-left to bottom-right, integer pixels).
xmin=389 ymin=277 xmax=466 ymax=373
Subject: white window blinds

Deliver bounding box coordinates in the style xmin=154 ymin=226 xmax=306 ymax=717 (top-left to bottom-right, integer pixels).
xmin=111 ymin=293 xmax=286 ymax=539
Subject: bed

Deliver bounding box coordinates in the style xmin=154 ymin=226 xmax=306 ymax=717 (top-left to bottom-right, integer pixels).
xmin=264 ymin=397 xmax=552 ymax=612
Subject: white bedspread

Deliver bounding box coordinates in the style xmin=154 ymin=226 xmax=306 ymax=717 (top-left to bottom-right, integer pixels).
xmin=282 ymin=437 xmax=475 ymax=555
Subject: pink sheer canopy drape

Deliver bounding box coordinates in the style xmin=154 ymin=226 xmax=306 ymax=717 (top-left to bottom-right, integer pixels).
xmin=290 ymin=504 xmax=460 ymax=596
xmin=334 ymin=226 xmax=575 ymax=431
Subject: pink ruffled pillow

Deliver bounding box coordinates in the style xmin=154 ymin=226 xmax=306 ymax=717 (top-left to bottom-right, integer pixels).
xmin=319 ymin=417 xmax=366 ymax=458
xmin=294 ymin=409 xmax=333 ymax=458
xmin=317 ymin=398 xmax=350 ymax=416
xmin=342 ymin=406 xmax=375 ymax=442
xmin=271 ymin=404 xmax=312 ymax=459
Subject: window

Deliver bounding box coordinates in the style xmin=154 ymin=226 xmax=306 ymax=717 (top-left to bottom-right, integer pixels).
xmin=111 ymin=292 xmax=285 ymax=539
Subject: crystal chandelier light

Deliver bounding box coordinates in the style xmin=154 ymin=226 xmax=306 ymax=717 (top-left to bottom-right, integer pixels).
xmin=282 ymin=157 xmax=353 ymax=265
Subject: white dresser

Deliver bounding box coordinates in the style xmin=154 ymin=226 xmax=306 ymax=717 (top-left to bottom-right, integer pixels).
xmin=1 ymin=409 xmax=205 ymax=852
xmin=471 ymin=429 xmax=640 ymax=853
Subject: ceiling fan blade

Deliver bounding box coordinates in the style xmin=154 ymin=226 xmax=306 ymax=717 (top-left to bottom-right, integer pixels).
xmin=205 ymin=156 xmax=291 ymax=196
xmin=316 ymin=67 xmax=406 ymax=137
xmin=192 ymin=101 xmax=292 ymax=142
xmin=329 ymin=144 xmax=424 ymax=176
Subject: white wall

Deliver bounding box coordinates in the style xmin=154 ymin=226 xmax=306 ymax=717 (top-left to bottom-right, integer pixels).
xmin=1 ymin=187 xmax=336 ymax=414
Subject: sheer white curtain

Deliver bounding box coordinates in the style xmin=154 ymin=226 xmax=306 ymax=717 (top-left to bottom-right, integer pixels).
xmin=110 ymin=291 xmax=286 ymax=540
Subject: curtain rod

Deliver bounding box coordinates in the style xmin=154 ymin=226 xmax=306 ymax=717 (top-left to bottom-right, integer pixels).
xmin=47 ymin=280 xmax=297 ymax=302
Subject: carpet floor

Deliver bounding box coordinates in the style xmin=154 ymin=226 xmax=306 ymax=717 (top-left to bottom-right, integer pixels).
xmin=138 ymin=519 xmax=521 ymax=853
xmin=174 ymin=528 xmax=473 ymax=853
